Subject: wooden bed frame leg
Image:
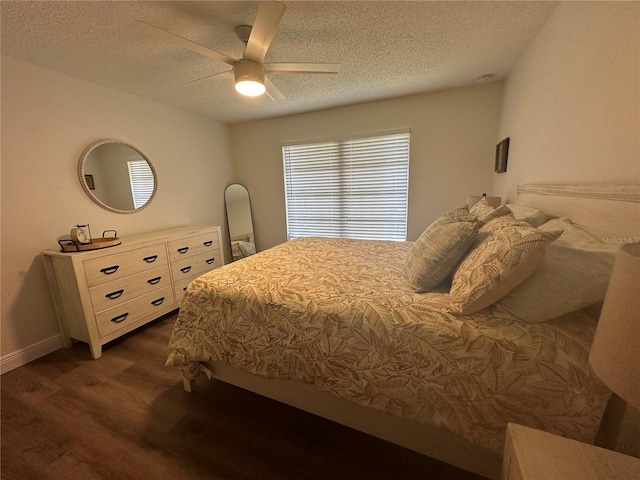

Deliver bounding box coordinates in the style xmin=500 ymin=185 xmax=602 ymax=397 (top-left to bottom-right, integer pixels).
xmin=182 ymin=376 xmax=195 ymax=393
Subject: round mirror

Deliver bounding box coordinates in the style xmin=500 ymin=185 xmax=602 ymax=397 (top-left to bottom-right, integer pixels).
xmin=78 ymin=139 xmax=157 ymax=214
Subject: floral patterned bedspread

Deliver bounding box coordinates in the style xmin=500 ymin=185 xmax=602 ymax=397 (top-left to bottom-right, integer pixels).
xmin=166 ymin=237 xmax=610 ymax=452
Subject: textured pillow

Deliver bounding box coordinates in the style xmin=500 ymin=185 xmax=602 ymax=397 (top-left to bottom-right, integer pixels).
xmin=492 ymin=218 xmax=618 ymax=323
xmin=505 ymin=204 xmax=548 ymax=227
xmin=469 ymin=197 xmax=511 ymax=225
xmin=429 ymin=206 xmax=476 ymax=229
xmin=448 ymin=225 xmax=562 ymax=315
xmin=478 ymin=213 xmax=519 ymax=236
xmin=405 ymin=207 xmax=479 ymax=293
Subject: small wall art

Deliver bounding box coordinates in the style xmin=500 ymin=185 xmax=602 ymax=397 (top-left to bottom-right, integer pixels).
xmin=495 ymin=137 xmax=510 ymax=173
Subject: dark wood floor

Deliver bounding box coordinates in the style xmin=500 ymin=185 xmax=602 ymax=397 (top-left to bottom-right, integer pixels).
xmin=1 ymin=313 xmax=487 ymax=480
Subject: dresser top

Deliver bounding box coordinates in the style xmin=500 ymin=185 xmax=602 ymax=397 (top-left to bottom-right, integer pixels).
xmin=43 ymin=225 xmax=220 ymax=258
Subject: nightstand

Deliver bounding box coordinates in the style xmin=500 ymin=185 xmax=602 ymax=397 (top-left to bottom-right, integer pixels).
xmin=502 ymin=423 xmax=640 ymax=480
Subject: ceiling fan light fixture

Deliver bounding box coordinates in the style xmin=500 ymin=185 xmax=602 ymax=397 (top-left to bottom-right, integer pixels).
xmin=235 ymin=78 xmax=266 ymax=96
xmin=234 ymin=59 xmax=266 ymax=97
xmin=141 ymin=2 xmax=339 ymax=101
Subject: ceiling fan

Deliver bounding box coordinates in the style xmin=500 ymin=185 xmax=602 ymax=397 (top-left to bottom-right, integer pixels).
xmin=139 ymin=1 xmax=340 ymax=100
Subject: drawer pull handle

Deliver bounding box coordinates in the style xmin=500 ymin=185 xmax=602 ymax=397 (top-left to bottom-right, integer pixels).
xmin=111 ymin=313 xmax=129 ymax=323
xmin=180 ymin=266 xmax=192 ymax=273
xmin=147 ymin=276 xmax=162 ymax=285
xmin=100 ymin=265 xmax=119 ymax=275
xmin=151 ymin=297 xmax=165 ymax=306
xmin=143 ymin=255 xmax=158 ymax=263
xmin=206 ymin=258 xmax=215 ymax=264
xmin=105 ymin=289 xmax=124 ymax=300
xmin=203 ymin=240 xmax=213 ymax=247
xmin=177 ymin=247 xmax=189 ymax=254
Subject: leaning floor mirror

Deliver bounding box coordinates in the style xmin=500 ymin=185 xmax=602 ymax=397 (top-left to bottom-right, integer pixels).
xmin=225 ymin=184 xmax=256 ymax=261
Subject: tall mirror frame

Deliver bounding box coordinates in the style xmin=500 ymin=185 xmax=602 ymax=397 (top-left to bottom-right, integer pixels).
xmin=78 ymin=139 xmax=157 ymax=214
xmin=225 ymin=184 xmax=256 ymax=261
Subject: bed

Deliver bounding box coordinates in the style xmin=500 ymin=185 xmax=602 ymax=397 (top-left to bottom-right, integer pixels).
xmin=166 ymin=183 xmax=640 ymax=479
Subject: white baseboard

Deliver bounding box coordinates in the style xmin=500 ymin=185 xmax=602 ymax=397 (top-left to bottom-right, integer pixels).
xmin=0 ymin=335 xmax=64 ymax=375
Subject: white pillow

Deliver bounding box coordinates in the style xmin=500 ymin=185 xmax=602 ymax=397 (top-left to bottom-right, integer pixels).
xmin=505 ymin=204 xmax=548 ymax=227
xmin=492 ymin=218 xmax=618 ymax=323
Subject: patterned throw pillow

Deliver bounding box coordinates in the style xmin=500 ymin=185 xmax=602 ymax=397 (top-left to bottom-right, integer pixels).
xmin=448 ymin=224 xmax=562 ymax=315
xmin=469 ymin=197 xmax=511 ymax=225
xmin=405 ymin=207 xmax=479 ymax=293
xmin=478 ymin=213 xmax=532 ymax=236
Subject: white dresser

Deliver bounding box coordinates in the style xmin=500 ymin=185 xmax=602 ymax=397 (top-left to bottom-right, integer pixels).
xmin=42 ymin=226 xmax=225 ymax=359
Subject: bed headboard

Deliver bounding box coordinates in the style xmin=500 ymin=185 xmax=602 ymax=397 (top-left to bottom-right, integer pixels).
xmin=516 ymin=183 xmax=640 ymax=242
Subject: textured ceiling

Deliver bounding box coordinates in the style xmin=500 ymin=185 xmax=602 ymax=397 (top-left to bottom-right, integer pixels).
xmin=1 ymin=1 xmax=558 ymax=124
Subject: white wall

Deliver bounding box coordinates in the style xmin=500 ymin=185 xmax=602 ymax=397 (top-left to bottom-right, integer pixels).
xmin=492 ymin=3 xmax=640 ymax=453
xmin=493 ymin=1 xmax=640 ymax=201
xmin=230 ymin=83 xmax=504 ymax=250
xmin=1 ymin=57 xmax=234 ymax=366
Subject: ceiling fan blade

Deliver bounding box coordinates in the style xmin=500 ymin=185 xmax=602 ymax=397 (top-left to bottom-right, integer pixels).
xmin=243 ymin=1 xmax=286 ymax=62
xmin=138 ymin=20 xmax=236 ymax=66
xmin=265 ymin=77 xmax=285 ymax=101
xmin=183 ymin=70 xmax=233 ymax=86
xmin=265 ymin=63 xmax=341 ymax=74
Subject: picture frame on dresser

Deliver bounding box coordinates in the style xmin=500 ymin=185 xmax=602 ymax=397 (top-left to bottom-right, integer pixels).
xmin=42 ymin=226 xmax=225 ymax=359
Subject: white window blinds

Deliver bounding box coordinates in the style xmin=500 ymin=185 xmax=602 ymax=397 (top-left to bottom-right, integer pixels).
xmin=283 ymin=131 xmax=410 ymax=241
xmin=127 ymin=160 xmax=154 ymax=209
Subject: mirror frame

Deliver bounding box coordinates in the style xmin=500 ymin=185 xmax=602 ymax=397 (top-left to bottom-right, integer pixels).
xmin=78 ymin=139 xmax=157 ymax=214
xmin=225 ymin=183 xmax=256 ymax=261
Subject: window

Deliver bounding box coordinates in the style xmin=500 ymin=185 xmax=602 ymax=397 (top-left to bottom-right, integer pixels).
xmin=127 ymin=160 xmax=154 ymax=209
xmin=283 ymin=131 xmax=410 ymax=241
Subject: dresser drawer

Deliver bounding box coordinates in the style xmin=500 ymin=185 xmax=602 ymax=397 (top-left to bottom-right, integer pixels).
xmin=88 ymin=264 xmax=171 ymax=313
xmin=174 ymin=275 xmax=198 ymax=303
xmin=84 ymin=244 xmax=168 ymax=287
xmin=94 ymin=285 xmax=174 ymax=337
xmin=167 ymin=232 xmax=220 ymax=262
xmin=171 ymin=249 xmax=222 ymax=281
